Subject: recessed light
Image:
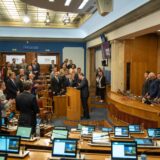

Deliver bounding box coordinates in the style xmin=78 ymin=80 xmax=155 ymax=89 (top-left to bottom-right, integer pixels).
xmin=65 ymin=0 xmax=72 ymax=6
xmin=23 ymin=15 xmax=30 ymax=23
xmin=78 ymin=0 xmax=89 ymax=9
xmin=49 ymin=0 xmax=55 ymax=2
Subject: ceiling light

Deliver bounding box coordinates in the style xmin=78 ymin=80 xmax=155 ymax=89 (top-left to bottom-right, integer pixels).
xmin=45 ymin=12 xmax=51 ymax=24
xmin=23 ymin=4 xmax=30 ymax=23
xmin=65 ymin=0 xmax=72 ymax=6
xmin=23 ymin=15 xmax=30 ymax=23
xmin=63 ymin=13 xmax=71 ymax=25
xmin=158 ymin=30 xmax=160 ymax=32
xmin=49 ymin=0 xmax=55 ymax=2
xmin=78 ymin=0 xmax=89 ymax=9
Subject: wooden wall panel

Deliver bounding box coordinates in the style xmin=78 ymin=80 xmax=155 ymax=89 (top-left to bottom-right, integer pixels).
xmin=124 ymin=34 xmax=158 ymax=95
xmin=158 ymin=36 xmax=160 ymax=73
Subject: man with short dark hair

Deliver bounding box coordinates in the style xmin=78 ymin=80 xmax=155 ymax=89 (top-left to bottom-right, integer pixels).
xmin=77 ymin=73 xmax=90 ymax=119
xmin=16 ymin=81 xmax=39 ymax=135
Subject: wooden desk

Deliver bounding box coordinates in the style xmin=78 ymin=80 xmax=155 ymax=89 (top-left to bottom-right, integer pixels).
xmin=107 ymin=92 xmax=160 ymax=128
xmin=8 ymin=151 xmax=160 ymax=160
xmin=53 ymin=95 xmax=67 ymax=117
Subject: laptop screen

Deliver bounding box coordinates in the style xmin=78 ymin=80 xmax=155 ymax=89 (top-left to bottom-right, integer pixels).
xmin=114 ymin=126 xmax=129 ymax=137
xmin=112 ymin=141 xmax=137 ymax=160
xmin=51 ymin=129 xmax=68 ymax=141
xmin=1 ymin=118 xmax=7 ymax=127
xmin=16 ymin=126 xmax=32 ymax=139
xmin=147 ymin=128 xmax=160 ymax=138
xmin=52 ymin=139 xmax=77 ymax=158
xmin=0 ymin=135 xmax=20 ymax=154
xmin=92 ymin=132 xmax=109 ymax=144
xmin=129 ymin=125 xmax=141 ymax=133
xmin=81 ymin=126 xmax=95 ymax=135
xmin=102 ymin=127 xmax=113 ymax=132
xmin=0 ymin=154 xmax=7 ymax=160
xmin=134 ymin=138 xmax=153 ymax=146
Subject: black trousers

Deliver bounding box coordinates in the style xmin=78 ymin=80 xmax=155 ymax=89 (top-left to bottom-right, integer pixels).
xmin=18 ymin=113 xmax=37 ymax=135
xmin=98 ymin=88 xmax=106 ymax=100
xmin=81 ymin=97 xmax=90 ymax=118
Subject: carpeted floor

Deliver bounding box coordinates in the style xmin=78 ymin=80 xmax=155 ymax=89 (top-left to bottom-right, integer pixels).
xmin=51 ymin=106 xmax=112 ymax=129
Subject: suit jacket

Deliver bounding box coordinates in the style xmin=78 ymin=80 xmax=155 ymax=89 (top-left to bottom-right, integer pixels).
xmin=77 ymin=78 xmax=89 ymax=98
xmin=6 ymin=78 xmax=19 ymax=99
xmin=142 ymin=79 xmax=150 ymax=96
xmin=149 ymin=79 xmax=159 ymax=98
xmin=51 ymin=77 xmax=61 ymax=95
xmin=16 ymin=91 xmax=39 ymax=132
xmin=97 ymin=76 xmax=106 ymax=89
xmin=17 ymin=80 xmax=24 ymax=93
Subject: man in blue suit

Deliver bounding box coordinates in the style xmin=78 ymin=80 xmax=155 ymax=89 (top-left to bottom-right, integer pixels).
xmin=77 ymin=73 xmax=90 ymax=119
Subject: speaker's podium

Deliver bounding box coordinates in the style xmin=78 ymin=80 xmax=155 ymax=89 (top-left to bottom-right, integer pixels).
xmin=66 ymin=87 xmax=81 ymax=121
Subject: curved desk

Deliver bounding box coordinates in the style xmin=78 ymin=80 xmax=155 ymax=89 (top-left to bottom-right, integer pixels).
xmin=107 ymin=92 xmax=160 ymax=128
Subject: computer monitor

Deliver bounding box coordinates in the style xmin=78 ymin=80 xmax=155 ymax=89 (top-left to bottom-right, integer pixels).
xmin=52 ymin=139 xmax=77 ymax=158
xmin=147 ymin=128 xmax=160 ymax=138
xmin=114 ymin=126 xmax=129 ymax=137
xmin=129 ymin=125 xmax=141 ymax=133
xmin=102 ymin=127 xmax=113 ymax=132
xmin=51 ymin=129 xmax=68 ymax=141
xmin=16 ymin=126 xmax=32 ymax=139
xmin=81 ymin=126 xmax=95 ymax=135
xmin=0 ymin=135 xmax=20 ymax=154
xmin=111 ymin=141 xmax=137 ymax=160
xmin=0 ymin=154 xmax=7 ymax=160
xmin=134 ymin=138 xmax=154 ymax=146
xmin=92 ymin=132 xmax=109 ymax=144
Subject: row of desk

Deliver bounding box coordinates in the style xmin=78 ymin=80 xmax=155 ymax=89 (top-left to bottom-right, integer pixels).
xmin=8 ymin=151 xmax=160 ymax=160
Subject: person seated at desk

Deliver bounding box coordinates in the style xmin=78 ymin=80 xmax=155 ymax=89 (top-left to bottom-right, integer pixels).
xmin=51 ymin=71 xmax=62 ymax=95
xmin=16 ymin=81 xmax=40 ymax=135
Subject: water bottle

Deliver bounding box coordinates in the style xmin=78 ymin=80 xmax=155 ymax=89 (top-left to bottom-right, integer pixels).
xmin=36 ymin=124 xmax=40 ymax=139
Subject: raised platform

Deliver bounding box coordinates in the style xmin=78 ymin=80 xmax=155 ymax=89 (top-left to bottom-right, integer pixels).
xmin=107 ymin=92 xmax=160 ymax=128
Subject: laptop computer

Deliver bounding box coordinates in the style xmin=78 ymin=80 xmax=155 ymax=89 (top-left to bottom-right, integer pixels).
xmin=89 ymin=132 xmax=110 ymax=146
xmin=129 ymin=125 xmax=143 ymax=133
xmin=0 ymin=135 xmax=29 ymax=158
xmin=50 ymin=129 xmax=69 ymax=143
xmin=81 ymin=125 xmax=95 ymax=137
xmin=111 ymin=141 xmax=137 ymax=160
xmin=49 ymin=138 xmax=83 ymax=160
xmin=0 ymin=154 xmax=7 ymax=160
xmin=16 ymin=126 xmax=37 ymax=141
xmin=113 ymin=126 xmax=130 ymax=138
xmin=147 ymin=128 xmax=160 ymax=139
xmin=1 ymin=117 xmax=8 ymax=128
xmin=54 ymin=126 xmax=67 ymax=130
xmin=134 ymin=138 xmax=154 ymax=147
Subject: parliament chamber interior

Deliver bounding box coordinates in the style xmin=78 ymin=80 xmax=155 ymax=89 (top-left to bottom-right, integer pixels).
xmin=0 ymin=0 xmax=160 ymax=160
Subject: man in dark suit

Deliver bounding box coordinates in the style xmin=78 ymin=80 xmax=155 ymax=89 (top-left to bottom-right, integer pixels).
xmin=6 ymin=72 xmax=19 ymax=100
xmin=77 ymin=73 xmax=90 ymax=119
xmin=142 ymin=71 xmax=150 ymax=97
xmin=51 ymin=71 xmax=61 ymax=95
xmin=16 ymin=81 xmax=39 ymax=135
